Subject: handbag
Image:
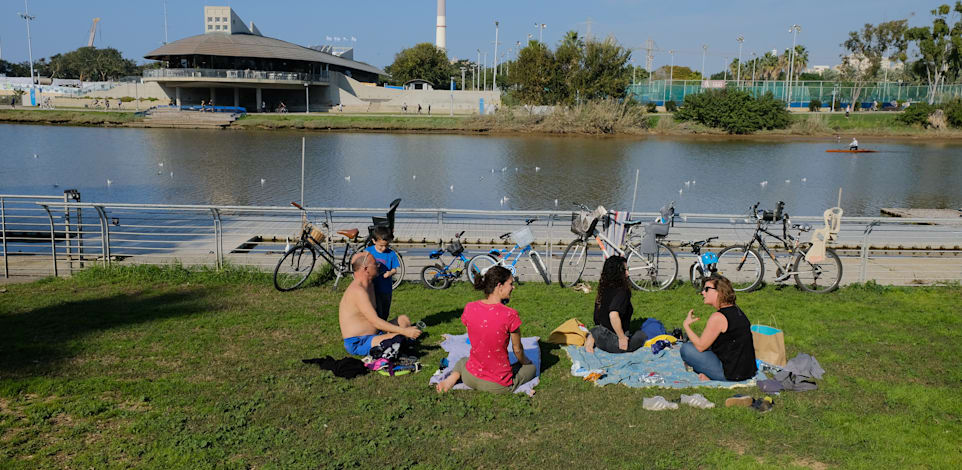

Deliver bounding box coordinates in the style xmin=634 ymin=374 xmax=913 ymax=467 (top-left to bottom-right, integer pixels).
xmin=750 ymin=318 xmax=786 ymax=366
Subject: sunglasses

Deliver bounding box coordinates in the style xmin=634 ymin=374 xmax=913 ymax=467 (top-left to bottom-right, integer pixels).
xmin=701 ymin=285 xmax=717 ymax=293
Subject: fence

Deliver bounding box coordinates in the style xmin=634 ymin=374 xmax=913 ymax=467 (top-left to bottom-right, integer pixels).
xmin=143 ymin=68 xmax=330 ymax=83
xmin=628 ymin=80 xmax=962 ymax=108
xmin=3 ymin=198 xmax=959 ymax=287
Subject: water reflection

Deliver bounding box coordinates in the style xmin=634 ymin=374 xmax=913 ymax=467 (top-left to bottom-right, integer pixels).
xmin=2 ymin=123 xmax=961 ymax=216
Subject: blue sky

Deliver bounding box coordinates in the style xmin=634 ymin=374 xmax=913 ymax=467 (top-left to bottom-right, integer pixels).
xmin=0 ymin=0 xmax=934 ymax=71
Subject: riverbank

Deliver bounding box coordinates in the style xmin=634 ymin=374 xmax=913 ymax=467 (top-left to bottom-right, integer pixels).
xmin=4 ymin=107 xmax=962 ymax=138
xmin=1 ymin=265 xmax=959 ymax=468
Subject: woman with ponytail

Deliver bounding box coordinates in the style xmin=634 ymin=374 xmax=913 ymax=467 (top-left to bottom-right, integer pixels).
xmin=584 ymin=256 xmax=648 ymax=354
xmin=436 ymin=266 xmax=536 ymax=393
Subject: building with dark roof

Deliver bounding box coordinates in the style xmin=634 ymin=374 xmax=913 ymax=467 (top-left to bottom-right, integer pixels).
xmin=142 ymin=6 xmax=384 ymax=112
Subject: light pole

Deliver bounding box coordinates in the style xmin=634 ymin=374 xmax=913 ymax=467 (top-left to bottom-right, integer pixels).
xmin=460 ymin=66 xmax=466 ymax=90
xmin=18 ymin=0 xmax=36 ymax=85
xmin=787 ymin=24 xmax=801 ymax=110
xmin=701 ymin=44 xmax=708 ymax=80
xmin=632 ymin=58 xmax=636 ymax=85
xmin=751 ymin=52 xmax=757 ymax=96
xmin=483 ymin=52 xmax=487 ymax=91
xmin=535 ymin=23 xmax=546 ymax=43
xmin=476 ymin=49 xmax=481 ymax=90
xmin=736 ymin=35 xmax=744 ymax=87
xmin=304 ymin=83 xmax=310 ymax=113
xmin=493 ymin=21 xmax=499 ymax=90
xmin=666 ymin=50 xmax=675 ymax=104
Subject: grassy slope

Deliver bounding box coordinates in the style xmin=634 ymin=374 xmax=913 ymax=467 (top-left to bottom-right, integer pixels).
xmin=0 ymin=109 xmax=138 ymax=126
xmin=1 ymin=266 xmax=960 ymax=469
xmin=232 ymin=114 xmax=467 ymax=131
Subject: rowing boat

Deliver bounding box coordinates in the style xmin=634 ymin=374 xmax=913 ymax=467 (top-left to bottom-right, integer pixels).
xmin=825 ymin=149 xmax=878 ymax=153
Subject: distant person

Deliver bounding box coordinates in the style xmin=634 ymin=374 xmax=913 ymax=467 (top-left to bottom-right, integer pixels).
xmin=339 ymin=103 xmax=344 ymax=112
xmin=402 ymin=102 xmax=407 ymax=113
xmin=849 ymin=138 xmax=858 ymax=151
xmin=200 ymin=99 xmax=206 ymax=111
xmin=339 ymin=252 xmax=420 ymax=357
xmin=680 ymin=275 xmax=757 ymax=382
xmin=845 ymin=105 xmax=850 ymax=118
xmin=417 ymin=104 xmax=422 ymax=114
xmin=209 ymin=99 xmax=215 ymax=111
xmin=105 ymin=100 xmax=110 ymax=110
xmin=10 ymin=96 xmax=16 ymax=108
xmin=427 ymin=104 xmax=431 ymax=115
xmin=365 ymin=226 xmax=401 ymax=321
xmin=261 ymin=101 xmax=266 ymax=113
xmin=436 ymin=266 xmax=536 ymax=394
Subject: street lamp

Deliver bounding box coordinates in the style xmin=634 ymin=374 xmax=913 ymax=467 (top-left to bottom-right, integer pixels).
xmin=304 ymin=83 xmax=310 ymax=113
xmin=751 ymin=52 xmax=757 ymax=96
xmin=736 ymin=35 xmax=744 ymax=87
xmin=483 ymin=52 xmax=487 ymax=91
xmin=787 ymin=24 xmax=801 ymax=110
xmin=666 ymin=50 xmax=675 ymax=104
xmin=493 ymin=21 xmax=499 ymax=90
xmin=18 ymin=0 xmax=36 ymax=85
xmin=535 ymin=23 xmax=546 ymax=43
xmin=460 ymin=66 xmax=466 ymax=90
xmin=476 ymin=49 xmax=481 ymax=90
xmin=701 ymin=44 xmax=708 ymax=80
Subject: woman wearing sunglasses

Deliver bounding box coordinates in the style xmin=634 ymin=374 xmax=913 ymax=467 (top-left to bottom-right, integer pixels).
xmin=681 ymin=275 xmax=757 ymax=381
xmin=584 ymin=256 xmax=649 ymax=354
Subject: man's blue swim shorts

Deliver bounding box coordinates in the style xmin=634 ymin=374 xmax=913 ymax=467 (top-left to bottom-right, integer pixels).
xmin=343 ymin=334 xmax=376 ymax=356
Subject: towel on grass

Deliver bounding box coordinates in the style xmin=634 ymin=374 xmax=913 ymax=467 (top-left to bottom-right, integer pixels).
xmin=428 ymin=334 xmax=541 ymax=396
xmin=565 ymin=344 xmax=764 ymax=389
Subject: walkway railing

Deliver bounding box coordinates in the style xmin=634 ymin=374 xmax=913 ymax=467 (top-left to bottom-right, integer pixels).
xmin=143 ymin=68 xmax=330 ymax=83
xmin=2 ymin=199 xmax=959 ymax=286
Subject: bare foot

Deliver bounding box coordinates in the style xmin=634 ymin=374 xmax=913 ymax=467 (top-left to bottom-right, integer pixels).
xmin=698 ymin=373 xmax=710 ymax=382
xmin=436 ymin=372 xmax=461 ymax=393
xmin=584 ymin=336 xmax=595 ymax=354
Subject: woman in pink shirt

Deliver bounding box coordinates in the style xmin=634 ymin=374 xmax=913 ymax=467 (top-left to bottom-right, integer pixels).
xmin=436 ymin=266 xmax=535 ymax=393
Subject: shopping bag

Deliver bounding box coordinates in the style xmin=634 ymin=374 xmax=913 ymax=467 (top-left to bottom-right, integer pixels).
xmin=750 ymin=323 xmax=786 ymax=366
xmin=548 ymin=318 xmax=589 ymax=346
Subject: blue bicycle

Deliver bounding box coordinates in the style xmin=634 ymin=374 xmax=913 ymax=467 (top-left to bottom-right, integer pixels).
xmin=420 ymin=231 xmax=477 ymax=289
xmin=466 ymin=218 xmax=551 ymax=285
xmin=680 ymin=237 xmax=719 ymax=289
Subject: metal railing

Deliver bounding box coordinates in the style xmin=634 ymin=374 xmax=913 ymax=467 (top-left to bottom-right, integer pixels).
xmin=2 ymin=199 xmax=959 ymax=286
xmin=143 ymin=68 xmax=330 ymax=83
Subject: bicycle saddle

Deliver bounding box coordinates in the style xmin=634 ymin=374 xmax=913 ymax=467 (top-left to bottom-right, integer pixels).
xmin=337 ymin=228 xmax=360 ymax=240
xmin=791 ymin=223 xmax=812 ymax=232
xmin=623 ymin=219 xmax=644 ymax=227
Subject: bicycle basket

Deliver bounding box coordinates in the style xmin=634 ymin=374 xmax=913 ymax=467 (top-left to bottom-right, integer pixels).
xmin=571 ymin=211 xmax=594 ymax=236
xmin=445 ymin=240 xmax=464 ymax=256
xmin=511 ymin=226 xmax=535 ymax=247
xmin=303 ymin=221 xmax=325 ymax=244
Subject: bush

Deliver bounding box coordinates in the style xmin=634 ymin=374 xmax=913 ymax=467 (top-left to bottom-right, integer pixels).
xmin=645 ymin=102 xmax=658 ymax=113
xmin=120 ymin=96 xmax=135 ymax=102
xmin=808 ymin=99 xmax=822 ymax=112
xmin=896 ymin=102 xmax=937 ymax=127
xmin=942 ymin=98 xmax=962 ymax=128
xmin=675 ymin=89 xmax=790 ymax=134
xmin=665 ymin=100 xmax=678 ymax=112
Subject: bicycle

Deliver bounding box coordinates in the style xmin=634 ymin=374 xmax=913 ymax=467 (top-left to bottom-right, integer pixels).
xmin=273 ymin=199 xmax=406 ymax=291
xmin=680 ymin=237 xmax=719 ymax=289
xmin=420 ymin=231 xmax=480 ymax=289
xmin=716 ymin=201 xmax=842 ymax=293
xmin=466 ymin=218 xmax=551 ymax=285
xmin=558 ymin=202 xmax=678 ymax=291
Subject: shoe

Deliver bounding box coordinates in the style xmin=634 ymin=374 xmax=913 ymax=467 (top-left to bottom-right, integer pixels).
xmin=680 ymin=393 xmax=715 ymax=409
xmin=725 ymin=394 xmax=754 ymax=407
xmin=642 ymin=396 xmax=679 ymax=411
xmin=751 ymin=396 xmax=774 ymax=413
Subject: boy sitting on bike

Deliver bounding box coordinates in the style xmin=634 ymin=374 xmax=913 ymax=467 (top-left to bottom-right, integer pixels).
xmin=340 ymin=252 xmax=420 ymax=357
xmin=365 ymin=226 xmax=401 ymax=320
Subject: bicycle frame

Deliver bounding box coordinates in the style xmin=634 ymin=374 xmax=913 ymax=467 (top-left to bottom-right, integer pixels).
xmin=433 ymin=251 xmax=471 ymax=280
xmin=487 ymin=242 xmax=536 ymax=272
xmin=742 ymin=220 xmax=803 ymax=276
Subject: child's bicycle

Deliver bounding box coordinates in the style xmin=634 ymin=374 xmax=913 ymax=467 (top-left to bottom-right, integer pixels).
xmin=420 ymin=231 xmax=480 ymax=289
xmin=466 ymin=218 xmax=551 ymax=285
xmin=679 ymin=237 xmax=719 ymax=289
xmin=273 ymin=199 xmax=406 ymax=291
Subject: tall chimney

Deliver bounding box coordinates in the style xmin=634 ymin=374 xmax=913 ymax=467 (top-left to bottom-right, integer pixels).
xmin=436 ymin=0 xmax=446 ymax=51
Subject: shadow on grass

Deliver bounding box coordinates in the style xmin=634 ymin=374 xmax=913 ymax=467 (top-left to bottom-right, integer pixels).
xmin=0 ymin=289 xmax=216 ymax=377
xmin=539 ymin=342 xmax=563 ymax=373
xmin=421 ymin=308 xmax=462 ymax=327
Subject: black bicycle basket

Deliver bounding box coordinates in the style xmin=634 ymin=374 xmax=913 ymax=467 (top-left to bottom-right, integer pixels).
xmin=445 ymin=240 xmax=464 ymax=256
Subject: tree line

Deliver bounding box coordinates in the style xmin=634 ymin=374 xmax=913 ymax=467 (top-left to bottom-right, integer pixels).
xmin=0 ymin=46 xmax=142 ymax=82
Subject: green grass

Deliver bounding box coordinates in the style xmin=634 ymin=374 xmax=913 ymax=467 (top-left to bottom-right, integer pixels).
xmin=233 ymin=113 xmax=468 ymax=131
xmin=0 ymin=109 xmax=139 ymax=126
xmin=1 ymin=265 xmax=960 ymax=468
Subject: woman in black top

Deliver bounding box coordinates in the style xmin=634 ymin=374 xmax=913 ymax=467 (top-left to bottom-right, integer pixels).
xmin=681 ymin=275 xmax=757 ymax=381
xmin=584 ymin=256 xmax=648 ymax=354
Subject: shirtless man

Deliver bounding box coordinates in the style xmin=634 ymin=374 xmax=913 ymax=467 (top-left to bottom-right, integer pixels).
xmin=339 ymin=252 xmax=420 ymax=356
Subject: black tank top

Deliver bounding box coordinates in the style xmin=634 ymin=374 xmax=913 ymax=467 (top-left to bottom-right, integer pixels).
xmin=710 ymin=305 xmax=757 ymax=381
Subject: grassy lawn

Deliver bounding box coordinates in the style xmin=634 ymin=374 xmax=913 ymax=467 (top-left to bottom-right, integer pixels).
xmin=1 ymin=266 xmax=959 ymax=468
xmin=233 ymin=114 xmax=468 ymax=131
xmin=0 ymin=109 xmax=138 ymax=126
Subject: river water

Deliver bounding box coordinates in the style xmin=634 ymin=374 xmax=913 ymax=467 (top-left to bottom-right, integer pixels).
xmin=3 ymin=123 xmax=961 ymax=216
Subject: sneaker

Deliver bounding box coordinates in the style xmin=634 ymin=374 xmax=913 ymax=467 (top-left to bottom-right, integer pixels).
xmin=725 ymin=394 xmax=754 ymax=407
xmin=680 ymin=393 xmax=715 ymax=409
xmin=642 ymin=396 xmax=679 ymax=411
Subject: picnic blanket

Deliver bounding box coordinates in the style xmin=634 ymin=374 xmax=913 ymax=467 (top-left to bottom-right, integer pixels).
xmin=428 ymin=334 xmax=541 ymax=396
xmin=565 ymin=344 xmax=764 ymax=389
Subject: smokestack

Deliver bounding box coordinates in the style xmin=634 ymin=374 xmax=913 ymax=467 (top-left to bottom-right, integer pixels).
xmin=436 ymin=0 xmax=446 ymax=51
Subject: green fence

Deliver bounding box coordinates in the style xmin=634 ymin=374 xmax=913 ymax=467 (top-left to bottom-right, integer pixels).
xmin=628 ymin=80 xmax=962 ymax=108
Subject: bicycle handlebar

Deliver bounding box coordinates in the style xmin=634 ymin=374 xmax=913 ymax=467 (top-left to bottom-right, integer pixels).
xmin=290 ymin=201 xmax=305 ymax=211
xmin=455 ymin=230 xmax=465 ymax=239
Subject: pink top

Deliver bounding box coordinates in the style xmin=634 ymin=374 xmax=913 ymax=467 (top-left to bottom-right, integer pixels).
xmin=462 ymin=300 xmax=522 ymax=387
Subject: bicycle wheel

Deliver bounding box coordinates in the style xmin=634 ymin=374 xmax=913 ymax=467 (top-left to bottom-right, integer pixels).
xmin=420 ymin=265 xmax=450 ymax=290
xmin=558 ymin=239 xmax=589 ymax=287
xmin=716 ymin=245 xmax=764 ymax=292
xmin=529 ymin=250 xmax=551 ymax=285
xmin=689 ymin=264 xmax=704 ymax=290
xmin=626 ymin=241 xmax=678 ymax=291
xmin=273 ymin=242 xmax=316 ymax=291
xmin=793 ymin=246 xmax=842 ymax=293
xmin=391 ymin=251 xmax=406 ymax=289
xmin=466 ymin=254 xmax=498 ymax=284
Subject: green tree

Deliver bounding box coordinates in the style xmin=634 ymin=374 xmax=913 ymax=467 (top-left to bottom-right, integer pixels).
xmin=383 ymin=43 xmax=453 ymax=87
xmin=508 ymin=41 xmax=555 ymax=104
xmin=906 ymin=3 xmax=962 ymax=104
xmin=840 ymin=20 xmax=909 ymax=109
xmin=654 ymin=65 xmax=701 ymax=80
xmin=572 ymin=37 xmax=632 ymax=103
